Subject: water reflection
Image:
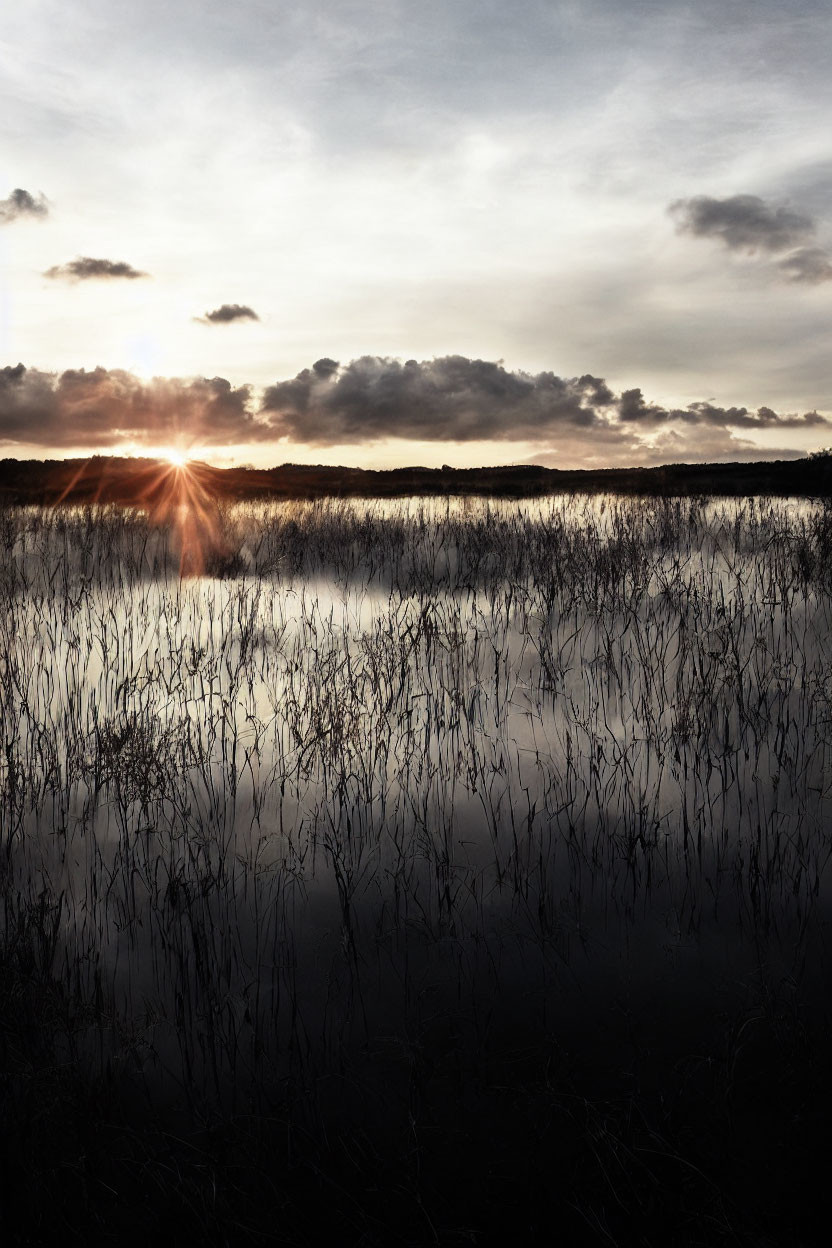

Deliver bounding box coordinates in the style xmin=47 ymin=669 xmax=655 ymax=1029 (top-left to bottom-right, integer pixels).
xmin=144 ymin=459 xmax=231 ymax=576
xmin=0 ymin=494 xmax=829 ymax=1117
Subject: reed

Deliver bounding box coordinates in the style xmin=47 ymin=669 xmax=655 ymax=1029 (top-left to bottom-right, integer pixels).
xmin=0 ymin=492 xmax=829 ymax=1244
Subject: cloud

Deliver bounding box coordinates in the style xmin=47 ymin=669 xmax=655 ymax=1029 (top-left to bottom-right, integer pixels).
xmin=0 ymin=188 xmax=49 ymax=224
xmin=630 ymin=428 xmax=807 ymax=467
xmin=260 ymin=356 xmax=828 ymax=445
xmin=0 ymin=364 xmax=271 ymax=448
xmin=616 ymin=388 xmax=826 ymax=431
xmin=681 ymin=401 xmax=826 ymax=429
xmin=670 ymin=194 xmax=815 ymax=254
xmin=44 ymin=257 xmax=148 ymax=281
xmin=671 ymin=192 xmax=832 ymax=285
xmin=777 ymin=246 xmax=832 ymax=285
xmin=260 ymin=355 xmax=613 ymax=443
xmin=0 ymin=357 xmax=827 ymax=460
xmin=529 ymin=428 xmax=807 ymax=470
xmin=197 ymin=303 xmax=260 ymax=324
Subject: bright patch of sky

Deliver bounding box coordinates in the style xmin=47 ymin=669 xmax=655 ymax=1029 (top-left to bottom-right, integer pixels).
xmin=1 ymin=0 xmax=831 ymax=466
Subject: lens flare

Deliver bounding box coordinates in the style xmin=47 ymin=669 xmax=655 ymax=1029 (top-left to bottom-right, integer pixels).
xmin=49 ymin=451 xmax=234 ymax=576
xmin=144 ymin=457 xmax=227 ymax=576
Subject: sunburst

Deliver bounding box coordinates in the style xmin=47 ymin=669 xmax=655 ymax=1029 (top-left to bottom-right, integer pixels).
xmin=163 ymin=448 xmax=190 ymax=468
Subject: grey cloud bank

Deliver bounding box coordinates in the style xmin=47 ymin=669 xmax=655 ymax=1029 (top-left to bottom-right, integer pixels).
xmin=617 ymin=387 xmax=826 ymax=430
xmin=0 ymin=364 xmax=257 ymax=448
xmin=0 ymin=188 xmax=48 ymax=223
xmin=261 ymin=357 xmax=614 ymax=444
xmin=44 ymin=257 xmax=148 ymax=281
xmin=261 ymin=357 xmax=827 ymax=445
xmin=1 ymin=358 xmax=825 ymax=464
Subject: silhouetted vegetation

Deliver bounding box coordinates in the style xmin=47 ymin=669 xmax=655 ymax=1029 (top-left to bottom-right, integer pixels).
xmin=0 ymin=450 xmax=829 ymax=507
xmin=0 ymin=494 xmax=829 ymax=1245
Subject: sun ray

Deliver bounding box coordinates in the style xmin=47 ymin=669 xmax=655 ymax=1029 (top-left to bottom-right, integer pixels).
xmin=132 ymin=454 xmax=228 ymax=576
xmin=164 ymin=448 xmax=190 ymax=468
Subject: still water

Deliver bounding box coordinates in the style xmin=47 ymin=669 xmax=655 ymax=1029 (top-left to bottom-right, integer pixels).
xmin=1 ymin=495 xmax=829 ymax=1113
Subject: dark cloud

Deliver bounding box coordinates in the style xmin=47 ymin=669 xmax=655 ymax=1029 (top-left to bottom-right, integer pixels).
xmin=670 ymin=192 xmax=832 ymax=284
xmin=0 ymin=188 xmax=48 ymax=224
xmin=261 ymin=357 xmax=829 ymax=445
xmin=260 ymin=355 xmax=612 ymax=443
xmin=616 ymin=388 xmax=825 ymax=431
xmin=670 ymin=194 xmax=815 ymax=253
xmin=0 ymin=357 xmax=827 ymax=455
xmin=199 ymin=303 xmax=260 ymax=324
xmin=618 ymin=388 xmax=659 ymax=423
xmin=682 ymin=401 xmax=827 ymax=429
xmin=44 ymin=257 xmax=148 ymax=281
xmin=0 ymin=365 xmax=271 ymax=448
xmin=777 ymin=246 xmax=832 ymax=284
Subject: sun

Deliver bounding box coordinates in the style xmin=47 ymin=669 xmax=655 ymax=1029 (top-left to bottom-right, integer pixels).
xmin=164 ymin=448 xmax=190 ymax=468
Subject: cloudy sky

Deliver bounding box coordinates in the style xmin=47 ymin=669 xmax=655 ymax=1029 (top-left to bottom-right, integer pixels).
xmin=2 ymin=0 xmax=831 ymax=468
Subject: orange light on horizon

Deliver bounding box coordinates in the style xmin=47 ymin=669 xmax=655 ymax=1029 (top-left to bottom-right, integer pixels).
xmin=163 ymin=447 xmax=191 ymax=468
xmin=142 ymin=457 xmax=224 ymax=577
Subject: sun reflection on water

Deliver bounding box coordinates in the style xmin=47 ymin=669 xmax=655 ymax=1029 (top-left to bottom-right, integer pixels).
xmin=142 ymin=457 xmax=228 ymax=577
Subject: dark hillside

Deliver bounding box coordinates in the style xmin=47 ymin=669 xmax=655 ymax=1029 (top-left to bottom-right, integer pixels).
xmin=0 ymin=452 xmax=829 ymax=506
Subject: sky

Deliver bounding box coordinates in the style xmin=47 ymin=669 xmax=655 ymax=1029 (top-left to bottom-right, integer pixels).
xmin=2 ymin=0 xmax=831 ymax=469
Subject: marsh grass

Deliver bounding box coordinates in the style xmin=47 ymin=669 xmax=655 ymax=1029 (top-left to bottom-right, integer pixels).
xmin=0 ymin=493 xmax=830 ymax=1245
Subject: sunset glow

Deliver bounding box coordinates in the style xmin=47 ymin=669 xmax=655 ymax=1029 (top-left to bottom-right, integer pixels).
xmin=2 ymin=5 xmax=830 ymax=1242
xmin=142 ymin=457 xmax=224 ymax=577
xmin=163 ymin=448 xmax=190 ymax=468
xmin=2 ymin=0 xmax=831 ymax=468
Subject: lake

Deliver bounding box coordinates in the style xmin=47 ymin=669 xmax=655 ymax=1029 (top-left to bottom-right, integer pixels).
xmin=1 ymin=493 xmax=829 ymax=1243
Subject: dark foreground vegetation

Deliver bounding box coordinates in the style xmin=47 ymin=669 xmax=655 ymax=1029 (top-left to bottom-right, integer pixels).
xmin=0 ymin=493 xmax=830 ymax=1245
xmin=0 ymin=448 xmax=830 ymax=506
